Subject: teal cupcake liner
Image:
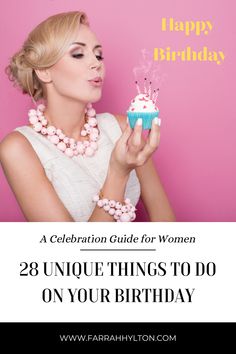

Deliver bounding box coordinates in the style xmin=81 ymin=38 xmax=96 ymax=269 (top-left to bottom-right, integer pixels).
xmin=127 ymin=111 xmax=159 ymax=129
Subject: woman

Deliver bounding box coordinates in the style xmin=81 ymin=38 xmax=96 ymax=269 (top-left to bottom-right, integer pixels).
xmin=0 ymin=11 xmax=175 ymax=222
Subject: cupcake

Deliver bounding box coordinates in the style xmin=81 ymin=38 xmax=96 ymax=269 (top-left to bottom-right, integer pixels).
xmin=127 ymin=79 xmax=160 ymax=129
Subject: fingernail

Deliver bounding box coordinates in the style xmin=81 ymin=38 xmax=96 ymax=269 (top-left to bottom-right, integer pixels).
xmin=136 ymin=118 xmax=142 ymax=126
xmin=153 ymin=117 xmax=158 ymax=125
xmin=158 ymin=118 xmax=161 ymax=126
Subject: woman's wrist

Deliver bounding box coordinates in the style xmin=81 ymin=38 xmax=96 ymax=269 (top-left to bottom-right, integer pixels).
xmin=88 ymin=162 xmax=130 ymax=222
xmin=102 ymin=165 xmax=129 ymax=202
xmin=108 ymin=161 xmax=131 ymax=180
xmin=93 ymin=193 xmax=136 ymax=222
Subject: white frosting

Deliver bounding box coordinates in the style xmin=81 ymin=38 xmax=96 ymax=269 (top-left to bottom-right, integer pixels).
xmin=128 ymin=93 xmax=159 ymax=113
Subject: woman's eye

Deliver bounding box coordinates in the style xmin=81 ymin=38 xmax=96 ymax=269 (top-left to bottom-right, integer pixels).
xmin=96 ymin=55 xmax=104 ymax=61
xmin=71 ymin=53 xmax=104 ymax=61
xmin=72 ymin=53 xmax=84 ymax=58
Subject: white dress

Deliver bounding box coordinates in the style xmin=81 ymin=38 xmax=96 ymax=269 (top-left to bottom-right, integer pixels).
xmin=15 ymin=112 xmax=141 ymax=221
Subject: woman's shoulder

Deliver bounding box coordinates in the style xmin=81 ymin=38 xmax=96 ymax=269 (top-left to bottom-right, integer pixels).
xmin=0 ymin=130 xmax=28 ymax=151
xmin=0 ymin=130 xmax=36 ymax=162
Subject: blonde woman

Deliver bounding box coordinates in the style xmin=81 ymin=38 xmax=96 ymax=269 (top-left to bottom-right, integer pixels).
xmin=0 ymin=11 xmax=175 ymax=222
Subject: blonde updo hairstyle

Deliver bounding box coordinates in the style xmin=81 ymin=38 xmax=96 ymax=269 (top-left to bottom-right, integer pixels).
xmin=6 ymin=11 xmax=89 ymax=102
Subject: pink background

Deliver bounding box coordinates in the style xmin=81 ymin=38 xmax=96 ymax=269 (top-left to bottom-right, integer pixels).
xmin=0 ymin=0 xmax=235 ymax=221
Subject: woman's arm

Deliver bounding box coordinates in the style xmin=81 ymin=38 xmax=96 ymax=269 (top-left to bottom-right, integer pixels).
xmin=0 ymin=132 xmax=74 ymax=221
xmin=0 ymin=132 xmax=128 ymax=222
xmin=114 ymin=114 xmax=176 ymax=221
xmin=135 ymin=158 xmax=176 ymax=221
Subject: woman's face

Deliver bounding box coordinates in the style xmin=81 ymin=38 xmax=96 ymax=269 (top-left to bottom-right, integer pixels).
xmin=49 ymin=24 xmax=105 ymax=104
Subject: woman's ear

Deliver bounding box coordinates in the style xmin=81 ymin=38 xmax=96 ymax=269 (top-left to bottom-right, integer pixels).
xmin=34 ymin=69 xmax=52 ymax=83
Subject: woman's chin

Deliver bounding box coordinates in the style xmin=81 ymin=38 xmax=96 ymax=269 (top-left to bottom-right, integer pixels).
xmin=89 ymin=92 xmax=102 ymax=103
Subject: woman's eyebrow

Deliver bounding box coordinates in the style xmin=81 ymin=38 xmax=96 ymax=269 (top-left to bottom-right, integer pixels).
xmin=70 ymin=42 xmax=102 ymax=49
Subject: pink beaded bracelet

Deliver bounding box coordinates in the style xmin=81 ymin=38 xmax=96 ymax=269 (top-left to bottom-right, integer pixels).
xmin=92 ymin=192 xmax=136 ymax=222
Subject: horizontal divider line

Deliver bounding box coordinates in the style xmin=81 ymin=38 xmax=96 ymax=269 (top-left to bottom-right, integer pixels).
xmin=80 ymin=249 xmax=156 ymax=251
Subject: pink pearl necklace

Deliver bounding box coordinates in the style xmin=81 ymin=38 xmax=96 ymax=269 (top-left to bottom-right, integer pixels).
xmin=28 ymin=103 xmax=99 ymax=157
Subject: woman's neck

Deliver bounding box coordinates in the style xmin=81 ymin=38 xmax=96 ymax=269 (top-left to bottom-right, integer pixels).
xmin=44 ymin=97 xmax=87 ymax=141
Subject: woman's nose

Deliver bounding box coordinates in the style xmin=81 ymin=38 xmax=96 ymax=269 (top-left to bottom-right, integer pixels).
xmin=89 ymin=56 xmax=102 ymax=70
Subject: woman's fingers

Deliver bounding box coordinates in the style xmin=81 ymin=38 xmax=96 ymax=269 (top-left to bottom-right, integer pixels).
xmin=119 ymin=121 xmax=133 ymax=145
xmin=128 ymin=118 xmax=143 ymax=153
xmin=137 ymin=117 xmax=160 ymax=164
xmin=147 ymin=117 xmax=160 ymax=147
xmin=118 ymin=116 xmax=160 ymax=167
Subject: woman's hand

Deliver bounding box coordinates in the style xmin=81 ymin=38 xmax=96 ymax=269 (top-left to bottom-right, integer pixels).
xmin=109 ymin=117 xmax=161 ymax=177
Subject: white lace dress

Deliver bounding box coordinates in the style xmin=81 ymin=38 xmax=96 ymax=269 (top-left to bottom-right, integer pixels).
xmin=15 ymin=112 xmax=141 ymax=221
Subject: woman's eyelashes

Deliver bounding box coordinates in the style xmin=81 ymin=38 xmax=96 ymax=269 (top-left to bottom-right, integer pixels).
xmin=95 ymin=54 xmax=104 ymax=61
xmin=72 ymin=53 xmax=104 ymax=61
